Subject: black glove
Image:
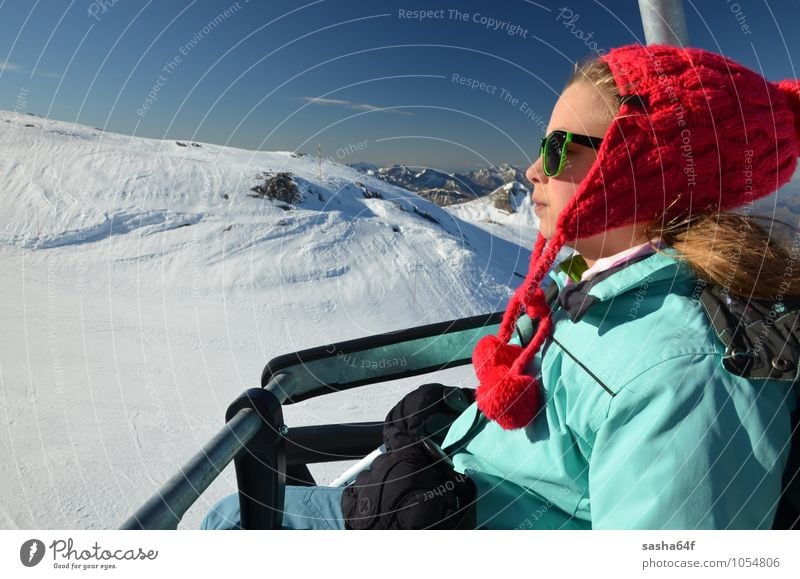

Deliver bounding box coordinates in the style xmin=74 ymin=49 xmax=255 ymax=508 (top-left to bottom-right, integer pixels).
xmin=382 ymin=383 xmax=475 ymax=452
xmin=340 ymin=439 xmax=477 ymax=530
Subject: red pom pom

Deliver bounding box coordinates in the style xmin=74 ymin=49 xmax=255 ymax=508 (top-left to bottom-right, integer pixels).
xmin=475 ymin=367 xmax=541 ymax=430
xmin=472 ymin=335 xmax=523 ymax=382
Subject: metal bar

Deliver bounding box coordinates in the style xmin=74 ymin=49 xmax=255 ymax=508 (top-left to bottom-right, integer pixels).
xmin=263 ymin=371 xmax=297 ymax=404
xmin=284 ymin=421 xmax=384 ymax=465
xmin=226 ymin=388 xmax=285 ymax=530
xmin=119 ymin=408 xmax=261 ymax=530
xmin=637 ymin=0 xmax=689 ymax=46
xmin=261 ymin=317 xmax=502 ymax=404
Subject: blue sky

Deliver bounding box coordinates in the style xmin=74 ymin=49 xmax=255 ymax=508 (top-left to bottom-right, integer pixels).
xmin=1 ymin=0 xmax=799 ymax=172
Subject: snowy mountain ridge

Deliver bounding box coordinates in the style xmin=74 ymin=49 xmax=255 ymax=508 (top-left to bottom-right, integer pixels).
xmin=350 ymin=160 xmax=533 ymax=207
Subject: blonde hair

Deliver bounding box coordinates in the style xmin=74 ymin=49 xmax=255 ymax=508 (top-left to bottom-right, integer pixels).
xmin=566 ymin=55 xmax=800 ymax=301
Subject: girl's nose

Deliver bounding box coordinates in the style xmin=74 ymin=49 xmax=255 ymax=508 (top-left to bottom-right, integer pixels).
xmin=526 ymin=155 xmax=545 ymax=185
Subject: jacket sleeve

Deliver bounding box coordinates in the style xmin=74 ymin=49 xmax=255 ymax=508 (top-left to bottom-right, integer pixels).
xmin=588 ymin=353 xmax=795 ymax=529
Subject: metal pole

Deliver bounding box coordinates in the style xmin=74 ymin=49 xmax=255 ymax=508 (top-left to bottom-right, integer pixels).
xmin=263 ymin=371 xmax=297 ymax=404
xmin=118 ymin=372 xmax=306 ymax=530
xmin=637 ymin=0 xmax=690 ymax=46
xmin=119 ymin=407 xmax=262 ymax=530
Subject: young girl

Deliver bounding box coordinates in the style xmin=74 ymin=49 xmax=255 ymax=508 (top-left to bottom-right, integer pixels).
xmin=202 ymin=43 xmax=800 ymax=530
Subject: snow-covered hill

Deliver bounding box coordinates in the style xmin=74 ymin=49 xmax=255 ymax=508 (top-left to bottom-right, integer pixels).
xmin=447 ymin=181 xmax=539 ymax=249
xmin=0 ymin=110 xmax=540 ymax=530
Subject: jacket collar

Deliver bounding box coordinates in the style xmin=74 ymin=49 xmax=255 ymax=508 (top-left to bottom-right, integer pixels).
xmin=549 ymin=248 xmax=694 ymax=323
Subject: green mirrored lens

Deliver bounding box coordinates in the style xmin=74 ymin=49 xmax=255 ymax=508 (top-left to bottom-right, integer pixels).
xmin=544 ymin=132 xmax=566 ymax=176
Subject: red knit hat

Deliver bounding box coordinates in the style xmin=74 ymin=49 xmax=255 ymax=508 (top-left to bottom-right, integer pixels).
xmin=473 ymin=43 xmax=800 ymax=430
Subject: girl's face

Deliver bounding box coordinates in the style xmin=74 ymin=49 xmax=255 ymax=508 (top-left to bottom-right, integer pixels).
xmin=525 ymin=82 xmax=614 ymax=243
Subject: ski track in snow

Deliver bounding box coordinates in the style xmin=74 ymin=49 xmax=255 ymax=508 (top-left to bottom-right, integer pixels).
xmin=1 ymin=109 xmax=797 ymax=530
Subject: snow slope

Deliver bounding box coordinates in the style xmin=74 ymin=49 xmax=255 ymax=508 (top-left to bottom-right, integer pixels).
xmin=447 ymin=181 xmax=539 ymax=250
xmin=0 ymin=110 xmax=539 ymax=529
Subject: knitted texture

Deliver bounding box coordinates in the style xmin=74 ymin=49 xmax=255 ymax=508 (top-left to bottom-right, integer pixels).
xmin=474 ymin=43 xmax=800 ymax=430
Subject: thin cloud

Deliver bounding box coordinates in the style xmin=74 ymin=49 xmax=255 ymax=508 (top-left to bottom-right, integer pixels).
xmin=0 ymin=60 xmax=22 ymax=72
xmin=35 ymin=71 xmax=63 ymax=79
xmin=294 ymin=96 xmax=412 ymax=115
xmin=0 ymin=60 xmax=62 ymax=79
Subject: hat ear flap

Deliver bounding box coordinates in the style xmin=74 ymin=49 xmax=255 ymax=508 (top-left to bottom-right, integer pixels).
xmin=556 ymin=112 xmax=656 ymax=241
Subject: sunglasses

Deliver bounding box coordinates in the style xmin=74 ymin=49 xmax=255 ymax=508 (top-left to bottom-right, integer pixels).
xmin=539 ymin=130 xmax=604 ymax=177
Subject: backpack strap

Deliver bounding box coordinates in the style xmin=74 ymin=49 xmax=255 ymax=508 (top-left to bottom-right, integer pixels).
xmin=512 ymin=251 xmax=587 ymax=346
xmin=513 ymin=281 xmax=561 ymax=348
xmin=697 ymin=280 xmax=800 ymax=383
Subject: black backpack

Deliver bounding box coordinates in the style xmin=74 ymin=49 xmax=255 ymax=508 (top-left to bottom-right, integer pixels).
xmin=341 ymin=384 xmax=477 ymax=530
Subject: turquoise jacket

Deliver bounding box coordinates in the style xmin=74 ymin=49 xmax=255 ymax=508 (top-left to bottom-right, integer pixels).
xmin=441 ymin=248 xmax=797 ymax=529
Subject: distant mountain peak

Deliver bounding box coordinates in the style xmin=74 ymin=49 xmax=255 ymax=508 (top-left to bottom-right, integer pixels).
xmin=348 ymin=162 xmax=533 ymax=208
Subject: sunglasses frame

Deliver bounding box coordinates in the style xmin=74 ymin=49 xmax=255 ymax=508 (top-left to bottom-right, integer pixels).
xmin=539 ymin=130 xmax=604 ymax=177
